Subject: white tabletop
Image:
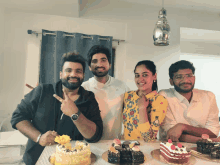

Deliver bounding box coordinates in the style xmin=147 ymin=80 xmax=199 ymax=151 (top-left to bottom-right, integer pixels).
xmin=36 ymin=140 xmax=220 ymax=165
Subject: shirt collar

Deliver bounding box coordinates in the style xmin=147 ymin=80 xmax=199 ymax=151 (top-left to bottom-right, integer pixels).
xmin=92 ymin=75 xmax=112 ymax=89
xmin=173 ymin=88 xmax=199 ymax=102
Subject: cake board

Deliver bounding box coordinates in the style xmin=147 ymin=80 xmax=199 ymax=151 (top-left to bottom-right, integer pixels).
xmin=190 ymin=147 xmax=220 ymax=163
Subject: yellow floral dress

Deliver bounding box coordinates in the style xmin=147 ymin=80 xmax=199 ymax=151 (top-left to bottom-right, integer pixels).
xmin=123 ymin=90 xmax=168 ymax=142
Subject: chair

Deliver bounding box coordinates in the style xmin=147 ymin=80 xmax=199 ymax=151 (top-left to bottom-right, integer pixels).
xmin=0 ymin=117 xmax=26 ymax=165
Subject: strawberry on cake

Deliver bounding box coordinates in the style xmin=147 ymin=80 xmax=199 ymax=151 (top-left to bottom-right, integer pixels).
xmin=160 ymin=139 xmax=191 ymax=164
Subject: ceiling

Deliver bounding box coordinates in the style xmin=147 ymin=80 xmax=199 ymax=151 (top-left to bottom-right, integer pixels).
xmin=0 ymin=0 xmax=220 ymax=18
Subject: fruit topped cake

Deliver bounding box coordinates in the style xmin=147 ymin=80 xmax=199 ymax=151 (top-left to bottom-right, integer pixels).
xmin=160 ymin=139 xmax=191 ymax=164
xmin=196 ymin=134 xmax=216 ymax=154
xmin=49 ymin=135 xmax=91 ymax=165
xmin=196 ymin=134 xmax=220 ymax=159
xmin=108 ymin=139 xmax=144 ymax=164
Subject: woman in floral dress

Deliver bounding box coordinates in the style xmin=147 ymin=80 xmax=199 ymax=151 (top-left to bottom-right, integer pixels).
xmin=123 ymin=60 xmax=168 ymax=142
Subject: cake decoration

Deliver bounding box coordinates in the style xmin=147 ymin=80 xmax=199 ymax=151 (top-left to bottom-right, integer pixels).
xmin=160 ymin=141 xmax=191 ymax=164
xmin=55 ymin=135 xmax=71 ymax=145
xmin=113 ymin=138 xmax=121 ymax=145
xmin=132 ymin=146 xmax=140 ymax=151
xmin=49 ymin=135 xmax=91 ymax=165
xmin=168 ymin=139 xmax=172 ymax=143
xmin=177 ymin=143 xmax=182 ymax=148
xmin=202 ymin=134 xmax=209 ymax=139
xmin=129 ymin=142 xmax=135 ymax=149
xmin=108 ymin=139 xmax=144 ymax=164
xmin=171 ymin=145 xmax=176 ymax=150
xmin=196 ymin=134 xmax=220 ymax=159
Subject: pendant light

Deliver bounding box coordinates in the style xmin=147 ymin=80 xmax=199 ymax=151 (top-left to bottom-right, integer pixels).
xmin=153 ymin=0 xmax=170 ymax=46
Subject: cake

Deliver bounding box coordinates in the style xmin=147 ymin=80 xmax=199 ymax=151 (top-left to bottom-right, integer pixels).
xmin=196 ymin=134 xmax=216 ymax=154
xmin=160 ymin=139 xmax=191 ymax=164
xmin=196 ymin=134 xmax=220 ymax=159
xmin=210 ymin=143 xmax=220 ymax=159
xmin=108 ymin=139 xmax=144 ymax=164
xmin=49 ymin=135 xmax=91 ymax=165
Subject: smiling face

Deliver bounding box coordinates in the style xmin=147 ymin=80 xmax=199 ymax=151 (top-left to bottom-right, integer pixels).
xmin=170 ymin=68 xmax=195 ymax=93
xmin=60 ymin=61 xmax=84 ymax=90
xmin=89 ymin=53 xmax=111 ymax=77
xmin=134 ymin=64 xmax=157 ymax=93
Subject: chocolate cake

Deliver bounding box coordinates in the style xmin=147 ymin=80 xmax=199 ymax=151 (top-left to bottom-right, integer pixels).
xmin=210 ymin=144 xmax=220 ymax=159
xmin=196 ymin=138 xmax=215 ymax=154
xmin=108 ymin=146 xmax=120 ymax=163
xmin=131 ymin=146 xmax=145 ymax=163
xmin=108 ymin=139 xmax=144 ymax=164
xmin=196 ymin=134 xmax=220 ymax=159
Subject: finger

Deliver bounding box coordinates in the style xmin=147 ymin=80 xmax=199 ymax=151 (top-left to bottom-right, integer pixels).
xmin=166 ymin=132 xmax=171 ymax=140
xmin=36 ymin=82 xmax=39 ymax=86
xmin=172 ymin=136 xmax=179 ymax=142
xmin=51 ymin=131 xmax=59 ymax=137
xmin=25 ymin=83 xmax=34 ymax=90
xmin=48 ymin=136 xmax=56 ymax=142
xmin=50 ymin=141 xmax=56 ymax=145
xmin=62 ymin=88 xmax=70 ymax=100
xmin=53 ymin=94 xmax=63 ymax=103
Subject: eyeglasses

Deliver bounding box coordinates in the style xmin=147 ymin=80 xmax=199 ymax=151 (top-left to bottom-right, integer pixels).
xmin=174 ymin=74 xmax=195 ymax=80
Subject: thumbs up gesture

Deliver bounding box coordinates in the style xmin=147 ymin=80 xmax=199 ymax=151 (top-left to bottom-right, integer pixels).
xmin=53 ymin=89 xmax=78 ymax=117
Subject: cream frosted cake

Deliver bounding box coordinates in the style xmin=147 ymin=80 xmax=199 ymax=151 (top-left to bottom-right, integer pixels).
xmin=49 ymin=135 xmax=91 ymax=165
xmin=160 ymin=139 xmax=191 ymax=164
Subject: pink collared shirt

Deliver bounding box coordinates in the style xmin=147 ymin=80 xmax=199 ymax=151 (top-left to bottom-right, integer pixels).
xmin=159 ymin=88 xmax=220 ymax=139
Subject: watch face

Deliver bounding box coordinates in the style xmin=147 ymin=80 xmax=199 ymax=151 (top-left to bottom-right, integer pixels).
xmin=71 ymin=114 xmax=79 ymax=121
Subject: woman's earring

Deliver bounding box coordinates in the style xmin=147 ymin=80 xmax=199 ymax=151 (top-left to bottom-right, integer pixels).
xmin=154 ymin=80 xmax=156 ymax=83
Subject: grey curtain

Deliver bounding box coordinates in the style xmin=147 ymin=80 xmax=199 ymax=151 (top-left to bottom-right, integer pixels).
xmin=39 ymin=29 xmax=113 ymax=84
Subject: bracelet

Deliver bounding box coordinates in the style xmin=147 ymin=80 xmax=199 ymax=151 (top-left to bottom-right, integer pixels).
xmin=36 ymin=133 xmax=42 ymax=143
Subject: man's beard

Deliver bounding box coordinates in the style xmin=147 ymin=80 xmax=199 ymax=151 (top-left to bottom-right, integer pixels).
xmin=91 ymin=67 xmax=109 ymax=77
xmin=61 ymin=77 xmax=84 ymax=90
xmin=173 ymin=82 xmax=194 ymax=93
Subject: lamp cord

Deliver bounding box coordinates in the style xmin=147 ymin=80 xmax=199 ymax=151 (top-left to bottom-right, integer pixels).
xmin=162 ymin=0 xmax=164 ymax=8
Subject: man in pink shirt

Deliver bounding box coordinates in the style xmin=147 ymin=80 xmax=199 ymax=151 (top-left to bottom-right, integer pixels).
xmin=159 ymin=60 xmax=220 ymax=143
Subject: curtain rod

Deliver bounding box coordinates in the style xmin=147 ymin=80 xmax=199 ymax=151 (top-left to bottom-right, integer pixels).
xmin=27 ymin=30 xmax=125 ymax=45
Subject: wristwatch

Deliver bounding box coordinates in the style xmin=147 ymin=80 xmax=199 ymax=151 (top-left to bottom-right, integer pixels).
xmin=71 ymin=110 xmax=81 ymax=121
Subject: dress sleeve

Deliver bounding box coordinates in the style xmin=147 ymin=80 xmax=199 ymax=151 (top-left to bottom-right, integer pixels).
xmin=138 ymin=95 xmax=168 ymax=142
xmin=84 ymin=92 xmax=103 ymax=143
xmin=11 ymin=85 xmax=42 ymax=129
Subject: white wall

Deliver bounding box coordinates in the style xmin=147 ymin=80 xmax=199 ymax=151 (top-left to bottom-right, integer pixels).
xmin=180 ymin=28 xmax=220 ymax=115
xmin=80 ymin=1 xmax=220 ymax=92
xmin=179 ymin=54 xmax=220 ymax=110
xmin=2 ymin=1 xmax=220 ymax=116
xmin=2 ymin=11 xmax=126 ymax=115
xmin=0 ymin=7 xmax=8 ymax=124
xmin=0 ymin=6 xmax=5 ymax=92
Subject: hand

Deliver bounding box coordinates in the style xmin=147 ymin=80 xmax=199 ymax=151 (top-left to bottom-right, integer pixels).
xmin=167 ymin=123 xmax=185 ymax=142
xmin=39 ymin=131 xmax=59 ymax=146
xmin=25 ymin=82 xmax=39 ymax=90
xmin=53 ymin=89 xmax=78 ymax=117
xmin=137 ymin=94 xmax=149 ymax=111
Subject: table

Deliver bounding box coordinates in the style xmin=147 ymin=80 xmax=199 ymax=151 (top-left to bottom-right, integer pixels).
xmin=36 ymin=140 xmax=220 ymax=165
